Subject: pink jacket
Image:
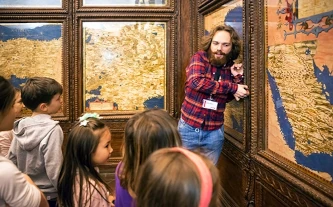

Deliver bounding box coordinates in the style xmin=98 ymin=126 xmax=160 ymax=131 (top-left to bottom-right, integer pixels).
xmin=74 ymin=174 xmax=112 ymax=207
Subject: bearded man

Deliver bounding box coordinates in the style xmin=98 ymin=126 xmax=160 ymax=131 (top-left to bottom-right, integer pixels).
xmin=178 ymin=25 xmax=249 ymax=164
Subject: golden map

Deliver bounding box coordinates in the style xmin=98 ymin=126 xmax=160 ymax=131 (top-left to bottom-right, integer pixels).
xmin=0 ymin=23 xmax=63 ymax=116
xmin=266 ymin=0 xmax=333 ymax=182
xmin=83 ymin=22 xmax=166 ymax=111
xmin=0 ymin=38 xmax=62 ymax=81
xmin=0 ymin=23 xmax=63 ymax=86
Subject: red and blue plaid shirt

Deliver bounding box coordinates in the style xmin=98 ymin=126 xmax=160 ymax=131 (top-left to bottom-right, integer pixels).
xmin=180 ymin=50 xmax=243 ymax=131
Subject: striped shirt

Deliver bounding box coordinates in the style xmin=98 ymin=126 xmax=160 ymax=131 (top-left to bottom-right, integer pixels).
xmin=180 ymin=50 xmax=243 ymax=131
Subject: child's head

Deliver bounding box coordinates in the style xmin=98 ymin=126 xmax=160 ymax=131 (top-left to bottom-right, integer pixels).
xmin=22 ymin=77 xmax=63 ymax=113
xmin=58 ymin=113 xmax=112 ymax=207
xmin=120 ymin=109 xmax=182 ymax=191
xmin=0 ymin=76 xmax=16 ymax=131
xmin=135 ymin=147 xmax=221 ymax=207
xmin=65 ymin=113 xmax=112 ymax=168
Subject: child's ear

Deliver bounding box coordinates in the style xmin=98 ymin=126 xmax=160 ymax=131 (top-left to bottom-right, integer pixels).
xmin=39 ymin=103 xmax=48 ymax=112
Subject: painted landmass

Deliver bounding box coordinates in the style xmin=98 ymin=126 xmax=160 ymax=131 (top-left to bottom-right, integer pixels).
xmin=266 ymin=0 xmax=333 ymax=183
xmin=0 ymin=23 xmax=63 ymax=86
xmin=204 ymin=0 xmax=243 ymax=37
xmin=267 ymin=41 xmax=333 ymax=182
xmin=83 ymin=22 xmax=165 ymax=111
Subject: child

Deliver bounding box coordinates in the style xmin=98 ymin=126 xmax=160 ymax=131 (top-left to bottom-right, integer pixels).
xmin=0 ymin=76 xmax=48 ymax=207
xmin=115 ymin=108 xmax=182 ymax=207
xmin=135 ymin=147 xmax=222 ymax=207
xmin=0 ymin=88 xmax=24 ymax=156
xmin=57 ymin=113 xmax=114 ymax=207
xmin=7 ymin=77 xmax=64 ymax=207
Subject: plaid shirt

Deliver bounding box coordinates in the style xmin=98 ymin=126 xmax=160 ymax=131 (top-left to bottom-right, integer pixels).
xmin=180 ymin=50 xmax=244 ymax=131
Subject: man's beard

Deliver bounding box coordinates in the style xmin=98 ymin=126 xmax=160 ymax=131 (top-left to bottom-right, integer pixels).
xmin=208 ymin=50 xmax=230 ymax=66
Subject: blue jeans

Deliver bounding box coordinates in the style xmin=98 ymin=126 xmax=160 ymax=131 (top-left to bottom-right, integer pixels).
xmin=178 ymin=118 xmax=224 ymax=165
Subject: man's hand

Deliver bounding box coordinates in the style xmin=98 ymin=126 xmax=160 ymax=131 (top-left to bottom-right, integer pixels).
xmin=231 ymin=63 xmax=243 ymax=77
xmin=234 ymin=84 xmax=249 ymax=101
xmin=234 ymin=94 xmax=240 ymax=101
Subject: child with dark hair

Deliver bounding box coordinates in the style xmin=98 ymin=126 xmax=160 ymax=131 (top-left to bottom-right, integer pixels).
xmin=0 ymin=76 xmax=16 ymax=132
xmin=115 ymin=108 xmax=182 ymax=207
xmin=0 ymin=76 xmax=48 ymax=207
xmin=57 ymin=113 xmax=114 ymax=207
xmin=7 ymin=77 xmax=64 ymax=207
xmin=0 ymin=88 xmax=24 ymax=156
xmin=135 ymin=147 xmax=222 ymax=207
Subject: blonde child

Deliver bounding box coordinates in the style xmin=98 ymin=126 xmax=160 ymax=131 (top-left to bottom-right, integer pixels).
xmin=0 ymin=88 xmax=24 ymax=156
xmin=115 ymin=108 xmax=182 ymax=207
xmin=57 ymin=113 xmax=114 ymax=207
xmin=135 ymin=147 xmax=222 ymax=207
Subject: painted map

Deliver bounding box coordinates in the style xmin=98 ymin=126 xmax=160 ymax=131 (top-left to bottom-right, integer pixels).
xmin=266 ymin=0 xmax=333 ymax=182
xmin=83 ymin=0 xmax=165 ymax=6
xmin=0 ymin=23 xmax=63 ymax=88
xmin=204 ymin=0 xmax=244 ymax=133
xmin=0 ymin=0 xmax=61 ymax=7
xmin=83 ymin=22 xmax=166 ymax=111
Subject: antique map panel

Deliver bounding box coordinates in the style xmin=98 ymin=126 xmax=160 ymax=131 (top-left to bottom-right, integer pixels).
xmin=83 ymin=0 xmax=166 ymax=7
xmin=204 ymin=0 xmax=244 ymax=134
xmin=0 ymin=23 xmax=63 ymax=115
xmin=83 ymin=22 xmax=166 ymax=111
xmin=266 ymin=0 xmax=333 ymax=182
xmin=0 ymin=0 xmax=62 ymax=7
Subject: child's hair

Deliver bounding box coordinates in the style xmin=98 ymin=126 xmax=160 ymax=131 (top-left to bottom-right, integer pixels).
xmin=119 ymin=108 xmax=182 ymax=192
xmin=0 ymin=76 xmax=16 ymax=116
xmin=22 ymin=77 xmax=63 ymax=111
xmin=57 ymin=116 xmax=112 ymax=207
xmin=135 ymin=147 xmax=222 ymax=207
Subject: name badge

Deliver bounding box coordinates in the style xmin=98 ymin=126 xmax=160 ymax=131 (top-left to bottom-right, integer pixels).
xmin=202 ymin=99 xmax=218 ymax=110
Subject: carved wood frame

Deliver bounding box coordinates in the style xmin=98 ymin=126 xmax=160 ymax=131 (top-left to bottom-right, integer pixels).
xmin=0 ymin=16 xmax=71 ymax=121
xmin=74 ymin=13 xmax=177 ymax=120
xmin=250 ymin=0 xmax=333 ymax=206
xmin=0 ymin=0 xmax=68 ymax=13
xmin=76 ymin=0 xmax=174 ymax=12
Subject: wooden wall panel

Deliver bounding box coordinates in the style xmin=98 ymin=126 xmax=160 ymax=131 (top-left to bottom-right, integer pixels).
xmin=218 ymin=139 xmax=250 ymax=206
xmin=218 ymin=153 xmax=244 ymax=206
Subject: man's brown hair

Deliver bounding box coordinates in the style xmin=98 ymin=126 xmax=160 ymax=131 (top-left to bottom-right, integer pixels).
xmin=201 ymin=24 xmax=242 ymax=61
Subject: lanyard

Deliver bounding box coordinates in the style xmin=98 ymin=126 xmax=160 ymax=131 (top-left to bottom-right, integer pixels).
xmin=214 ymin=67 xmax=221 ymax=81
xmin=210 ymin=66 xmax=223 ymax=100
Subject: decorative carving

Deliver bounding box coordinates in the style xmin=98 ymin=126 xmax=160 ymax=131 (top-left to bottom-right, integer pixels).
xmin=0 ymin=16 xmax=70 ymax=121
xmin=74 ymin=14 xmax=176 ymax=120
xmin=75 ymin=0 xmax=175 ymax=13
xmin=244 ymin=164 xmax=255 ymax=207
xmin=253 ymin=156 xmax=333 ymax=206
xmin=222 ymin=139 xmax=250 ymax=169
xmin=0 ymin=0 xmax=68 ymax=14
xmin=253 ymin=161 xmax=313 ymax=206
xmin=249 ymin=0 xmax=259 ymax=156
xmin=260 ymin=151 xmax=333 ymax=198
xmin=250 ymin=0 xmax=333 ymax=206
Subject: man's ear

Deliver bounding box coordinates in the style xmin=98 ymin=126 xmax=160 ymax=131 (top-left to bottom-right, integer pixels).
xmin=39 ymin=103 xmax=48 ymax=112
